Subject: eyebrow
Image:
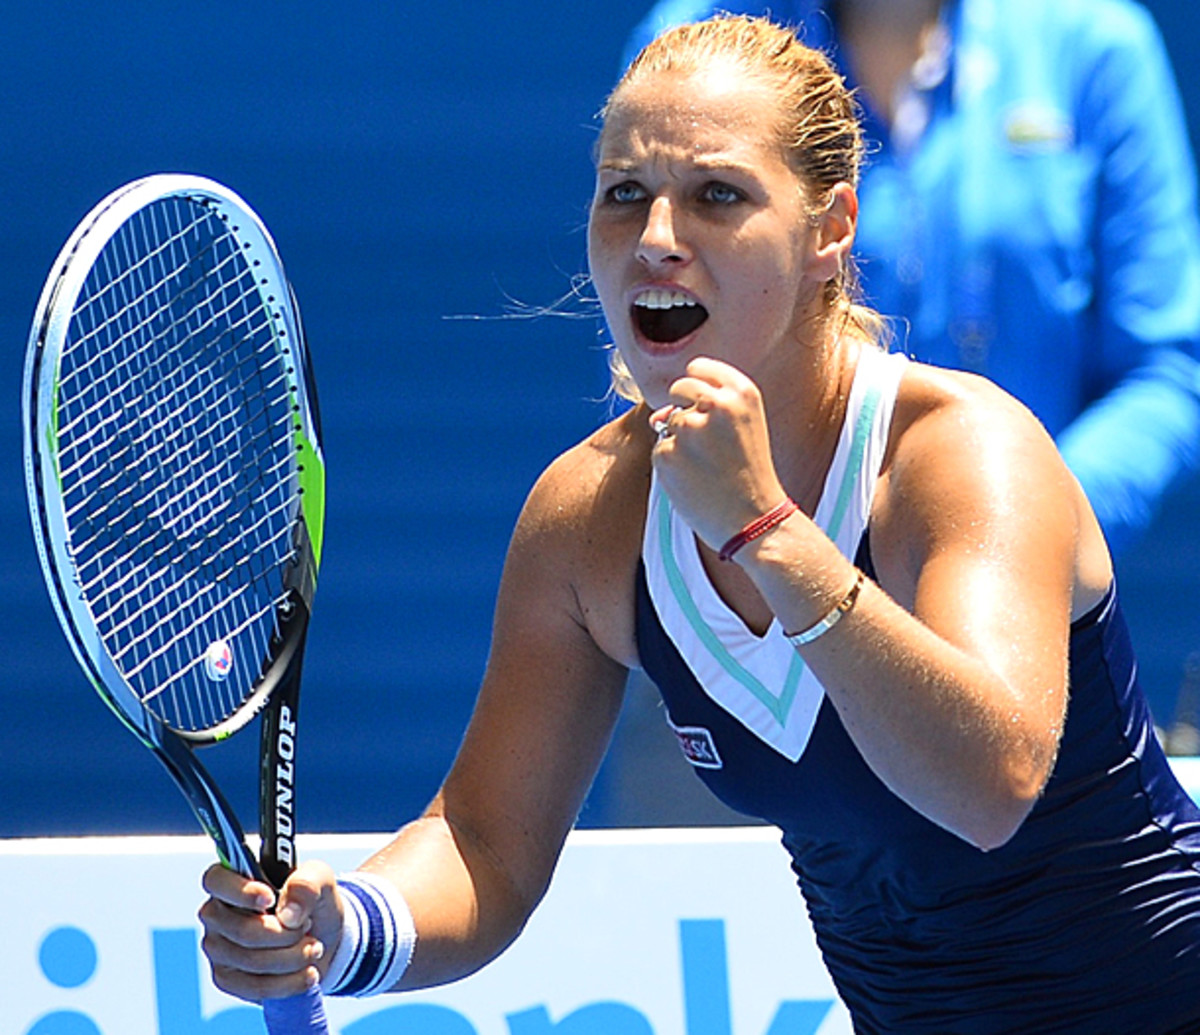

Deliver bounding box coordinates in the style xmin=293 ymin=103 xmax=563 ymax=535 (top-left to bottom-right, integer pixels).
xmin=596 ymin=155 xmax=761 ymax=177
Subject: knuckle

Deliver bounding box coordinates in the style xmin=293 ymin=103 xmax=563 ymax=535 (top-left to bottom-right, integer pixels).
xmin=200 ymin=863 xmax=223 ymax=895
xmin=287 ymin=873 xmax=322 ymax=902
xmin=202 ymin=933 xmax=227 ymax=964
xmin=208 ymin=965 xmax=237 ymax=995
xmin=211 ymin=964 xmax=266 ymax=1004
xmin=202 ymin=932 xmax=238 ymax=970
xmin=197 ymin=900 xmax=213 ymax=925
xmin=197 ymin=899 xmax=234 ymax=935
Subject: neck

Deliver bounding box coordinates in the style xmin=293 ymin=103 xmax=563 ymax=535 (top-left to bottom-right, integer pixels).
xmin=762 ymin=324 xmax=860 ymax=517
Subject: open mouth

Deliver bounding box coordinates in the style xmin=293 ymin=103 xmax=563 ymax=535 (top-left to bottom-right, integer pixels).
xmin=632 ymin=289 xmax=709 ymax=344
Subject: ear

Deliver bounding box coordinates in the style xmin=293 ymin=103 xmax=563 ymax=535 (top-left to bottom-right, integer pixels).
xmin=805 ymin=182 xmax=857 ymax=282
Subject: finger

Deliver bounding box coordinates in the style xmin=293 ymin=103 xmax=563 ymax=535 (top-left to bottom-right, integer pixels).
xmin=668 ymin=374 xmax=746 ymax=419
xmin=649 ymin=403 xmax=676 ymax=428
xmin=685 ymin=355 xmax=747 ymax=387
xmin=649 ymin=405 xmax=677 ymax=444
xmin=276 ymin=860 xmax=337 ymax=932
xmin=198 ymin=895 xmax=311 ymax=949
xmin=201 ymin=862 xmax=275 ymax=912
xmin=203 ymin=924 xmax=325 ymax=976
xmin=210 ymin=959 xmax=321 ymax=1003
xmin=666 ymin=375 xmax=715 ymax=409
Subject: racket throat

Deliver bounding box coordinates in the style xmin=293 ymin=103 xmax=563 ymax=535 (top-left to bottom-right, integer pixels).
xmin=153 ymin=730 xmax=265 ymax=883
xmin=259 ymin=640 xmax=307 ymax=889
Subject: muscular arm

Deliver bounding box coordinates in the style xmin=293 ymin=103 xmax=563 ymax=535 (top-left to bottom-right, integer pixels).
xmin=762 ymin=376 xmax=1108 ymax=848
xmin=379 ymin=468 xmax=632 ymax=986
xmin=657 ymin=358 xmax=1109 ymax=851
xmin=201 ymin=423 xmax=642 ymax=1000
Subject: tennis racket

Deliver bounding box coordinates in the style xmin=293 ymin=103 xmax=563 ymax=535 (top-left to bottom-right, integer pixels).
xmin=23 ymin=174 xmax=330 ymax=1034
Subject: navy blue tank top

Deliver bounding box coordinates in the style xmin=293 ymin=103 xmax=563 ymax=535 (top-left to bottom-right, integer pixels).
xmin=636 ymin=554 xmax=1200 ymax=1031
xmin=634 ymin=346 xmax=1200 ymax=1030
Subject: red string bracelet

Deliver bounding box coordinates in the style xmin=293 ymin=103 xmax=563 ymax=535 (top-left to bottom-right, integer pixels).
xmin=718 ymin=497 xmax=799 ymax=562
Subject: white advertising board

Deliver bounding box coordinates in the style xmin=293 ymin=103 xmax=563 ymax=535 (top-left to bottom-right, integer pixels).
xmin=4 ymin=828 xmax=850 ymax=1035
xmin=9 ymin=759 xmax=1200 ymax=1035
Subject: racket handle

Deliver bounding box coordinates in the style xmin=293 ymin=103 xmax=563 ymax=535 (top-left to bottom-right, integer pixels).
xmin=264 ymin=985 xmax=330 ymax=1034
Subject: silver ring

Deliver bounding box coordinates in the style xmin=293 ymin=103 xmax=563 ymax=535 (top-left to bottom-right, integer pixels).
xmin=652 ymin=406 xmax=678 ymax=441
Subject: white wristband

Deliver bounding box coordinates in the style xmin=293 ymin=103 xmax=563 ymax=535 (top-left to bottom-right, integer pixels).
xmin=322 ymin=871 xmax=416 ymax=997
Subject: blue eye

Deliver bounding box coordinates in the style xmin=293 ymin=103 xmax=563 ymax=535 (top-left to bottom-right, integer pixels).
xmin=607 ymin=181 xmax=646 ymax=204
xmin=703 ymin=182 xmax=743 ymax=204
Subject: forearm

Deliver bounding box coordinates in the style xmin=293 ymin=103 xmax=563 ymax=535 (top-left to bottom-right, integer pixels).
xmin=801 ymin=577 xmax=1058 ymax=850
xmin=356 ymin=802 xmax=542 ymax=991
xmin=740 ymin=519 xmax=1064 ymax=850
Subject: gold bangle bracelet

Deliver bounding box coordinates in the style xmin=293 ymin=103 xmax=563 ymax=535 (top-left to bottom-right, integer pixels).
xmin=784 ymin=570 xmax=865 ymax=648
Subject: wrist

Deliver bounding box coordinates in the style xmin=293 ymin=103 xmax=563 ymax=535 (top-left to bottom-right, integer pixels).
xmin=784 ymin=569 xmax=865 ymax=647
xmin=731 ymin=514 xmax=861 ymax=639
xmin=322 ymin=871 xmax=417 ymax=997
xmin=717 ymin=497 xmax=798 ymax=563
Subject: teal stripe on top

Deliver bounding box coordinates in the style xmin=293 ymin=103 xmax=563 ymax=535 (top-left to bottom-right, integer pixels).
xmin=657 ymin=378 xmax=883 ymax=730
xmin=826 ymin=384 xmax=882 ymax=541
xmin=657 ymin=494 xmax=804 ymax=725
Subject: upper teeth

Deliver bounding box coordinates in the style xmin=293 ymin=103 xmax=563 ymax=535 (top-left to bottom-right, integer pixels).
xmin=634 ymin=289 xmax=697 ymax=310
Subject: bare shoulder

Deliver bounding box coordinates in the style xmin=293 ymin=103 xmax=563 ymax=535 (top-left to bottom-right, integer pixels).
xmin=517 ymin=407 xmax=650 ymax=537
xmin=888 ymin=363 xmax=1056 ymax=473
xmin=873 ymin=362 xmax=1112 ymax=615
xmin=505 ymin=406 xmax=653 ymax=667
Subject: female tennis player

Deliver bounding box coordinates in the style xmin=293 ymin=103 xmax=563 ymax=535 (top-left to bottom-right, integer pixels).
xmin=199 ymin=15 xmax=1200 ymax=1031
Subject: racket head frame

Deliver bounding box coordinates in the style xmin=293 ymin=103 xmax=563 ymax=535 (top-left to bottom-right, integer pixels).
xmin=23 ymin=174 xmax=324 ymax=748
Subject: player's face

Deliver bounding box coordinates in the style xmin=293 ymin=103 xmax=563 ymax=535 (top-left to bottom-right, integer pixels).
xmin=588 ymin=65 xmax=825 ymax=408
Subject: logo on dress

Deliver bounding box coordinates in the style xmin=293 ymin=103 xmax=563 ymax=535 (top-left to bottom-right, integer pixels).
xmin=667 ymin=719 xmax=723 ymax=769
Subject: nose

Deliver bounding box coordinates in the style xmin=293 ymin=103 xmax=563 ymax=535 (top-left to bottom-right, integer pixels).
xmin=637 ymin=196 xmax=689 ymax=267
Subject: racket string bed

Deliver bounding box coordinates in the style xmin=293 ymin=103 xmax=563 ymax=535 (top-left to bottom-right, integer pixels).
xmin=77 ymin=472 xmax=297 ymax=626
xmin=57 ymin=209 xmax=224 ymax=374
xmin=58 ymin=315 xmax=284 ymax=478
xmin=52 ymin=195 xmax=298 ymax=734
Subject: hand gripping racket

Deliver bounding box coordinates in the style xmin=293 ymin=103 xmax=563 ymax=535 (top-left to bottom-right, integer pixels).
xmin=23 ymin=175 xmax=330 ymax=1034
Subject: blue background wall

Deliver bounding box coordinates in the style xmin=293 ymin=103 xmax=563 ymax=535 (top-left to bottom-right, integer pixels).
xmin=1 ymin=1 xmax=1198 ymax=838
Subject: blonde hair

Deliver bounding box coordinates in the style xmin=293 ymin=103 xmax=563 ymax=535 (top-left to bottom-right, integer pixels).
xmin=599 ymin=14 xmax=888 ymax=403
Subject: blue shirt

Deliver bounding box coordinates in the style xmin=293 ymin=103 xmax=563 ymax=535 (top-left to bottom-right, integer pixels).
xmin=624 ymin=0 xmax=1200 ymax=554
